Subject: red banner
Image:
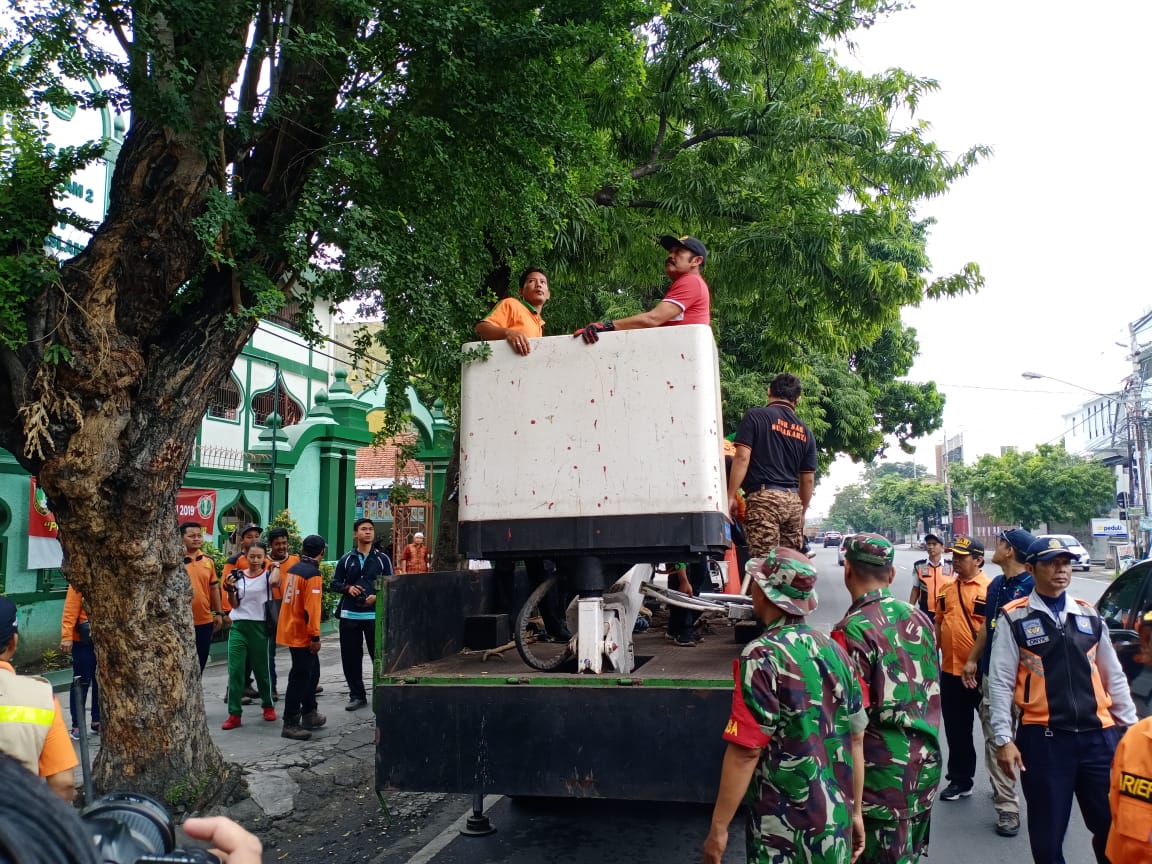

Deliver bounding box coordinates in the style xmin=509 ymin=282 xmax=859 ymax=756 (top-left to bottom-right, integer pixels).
xmin=29 ymin=478 xmax=58 ymax=539
xmin=177 ymin=488 xmax=217 ymax=531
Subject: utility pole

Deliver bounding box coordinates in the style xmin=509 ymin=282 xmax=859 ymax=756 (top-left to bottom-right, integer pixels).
xmin=1132 ymin=321 xmax=1149 ymax=558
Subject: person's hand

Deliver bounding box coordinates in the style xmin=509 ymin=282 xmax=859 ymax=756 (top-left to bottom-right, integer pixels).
xmin=728 ymin=493 xmax=740 ymax=517
xmin=505 ymin=329 xmax=532 ymax=355
xmin=573 ymin=320 xmax=614 ymax=344
xmin=961 ymin=659 xmax=979 ymax=689
xmin=58 ymin=638 xmax=72 ymax=654
xmin=269 ymin=565 xmax=281 ymax=587
xmin=365 ymin=594 xmax=377 ymax=607
xmin=851 ymin=811 xmax=866 ymax=861
xmin=996 ymin=741 xmax=1024 ymax=781
xmin=309 ymin=640 xmax=321 ymax=655
xmin=702 ymin=824 xmax=728 ymax=863
xmin=347 ymin=584 xmax=364 ymax=598
xmin=182 ymin=816 xmax=263 ymax=863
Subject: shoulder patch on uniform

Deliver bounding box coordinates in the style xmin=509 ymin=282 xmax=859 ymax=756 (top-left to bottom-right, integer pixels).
xmin=1022 ymin=620 xmax=1044 ymax=639
xmin=1119 ymin=772 xmax=1152 ymax=802
xmin=1074 ymin=616 xmax=1094 ymax=635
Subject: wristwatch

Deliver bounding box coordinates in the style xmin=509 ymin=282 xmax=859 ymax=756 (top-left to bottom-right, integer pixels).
xmin=994 ymin=735 xmax=1013 ymax=748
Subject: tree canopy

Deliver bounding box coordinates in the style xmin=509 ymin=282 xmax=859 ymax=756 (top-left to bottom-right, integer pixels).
xmin=1 ymin=0 xmax=985 ymax=796
xmin=825 ymin=462 xmax=951 ymax=535
xmin=949 ymin=444 xmax=1116 ymax=530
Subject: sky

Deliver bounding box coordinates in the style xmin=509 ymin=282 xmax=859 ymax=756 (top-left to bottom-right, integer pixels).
xmin=808 ymin=0 xmax=1151 ymax=515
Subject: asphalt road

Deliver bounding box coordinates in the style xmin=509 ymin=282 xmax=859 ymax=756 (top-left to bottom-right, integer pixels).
xmin=372 ymin=546 xmax=1110 ymax=863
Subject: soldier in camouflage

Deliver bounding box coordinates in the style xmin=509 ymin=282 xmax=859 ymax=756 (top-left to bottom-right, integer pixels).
xmin=703 ymin=547 xmax=867 ymax=864
xmin=832 ymin=534 xmax=942 ymax=864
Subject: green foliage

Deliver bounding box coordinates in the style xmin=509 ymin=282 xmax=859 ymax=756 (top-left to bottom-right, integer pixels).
xmin=826 ymin=465 xmax=952 ymax=534
xmin=267 ymin=508 xmax=303 ymax=556
xmin=825 ymin=483 xmax=898 ymax=534
xmin=948 ymin=444 xmax=1116 ymax=531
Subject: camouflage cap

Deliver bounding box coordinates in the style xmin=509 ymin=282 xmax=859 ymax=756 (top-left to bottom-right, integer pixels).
xmin=844 ymin=533 xmax=895 ymax=566
xmin=747 ymin=547 xmax=818 ymax=616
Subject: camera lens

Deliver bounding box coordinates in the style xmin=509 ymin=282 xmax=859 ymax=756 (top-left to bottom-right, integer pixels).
xmin=82 ymin=792 xmax=175 ymax=860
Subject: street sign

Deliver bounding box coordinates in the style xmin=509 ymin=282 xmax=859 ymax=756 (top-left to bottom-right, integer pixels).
xmin=1129 ymin=506 xmax=1145 ymax=517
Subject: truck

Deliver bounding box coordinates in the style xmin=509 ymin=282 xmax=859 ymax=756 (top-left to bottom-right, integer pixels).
xmin=374 ymin=325 xmax=743 ymax=803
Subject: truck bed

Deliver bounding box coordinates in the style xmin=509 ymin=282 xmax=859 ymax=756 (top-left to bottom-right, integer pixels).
xmin=388 ymin=626 xmax=740 ymax=685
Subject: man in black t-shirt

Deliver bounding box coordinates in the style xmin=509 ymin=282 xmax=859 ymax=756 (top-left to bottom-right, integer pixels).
xmin=727 ymin=374 xmax=817 ymax=554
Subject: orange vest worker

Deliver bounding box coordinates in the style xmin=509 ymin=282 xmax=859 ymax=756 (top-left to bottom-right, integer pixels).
xmin=1108 ymin=716 xmax=1152 ymax=862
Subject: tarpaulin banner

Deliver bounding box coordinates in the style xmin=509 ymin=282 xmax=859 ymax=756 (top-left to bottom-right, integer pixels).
xmin=28 ymin=478 xmax=63 ymax=569
xmin=176 ymin=488 xmax=217 ymax=532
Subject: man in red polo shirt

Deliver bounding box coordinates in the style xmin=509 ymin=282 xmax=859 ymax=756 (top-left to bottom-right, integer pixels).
xmin=576 ymin=235 xmax=710 ymax=341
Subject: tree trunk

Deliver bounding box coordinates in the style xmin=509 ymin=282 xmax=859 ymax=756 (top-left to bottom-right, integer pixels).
xmin=431 ymin=432 xmax=462 ymax=572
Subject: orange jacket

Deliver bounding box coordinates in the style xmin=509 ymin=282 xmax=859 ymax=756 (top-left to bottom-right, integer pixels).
xmin=276 ymin=559 xmax=325 ymax=648
xmin=1108 ymin=716 xmax=1152 ymax=863
xmin=60 ymin=585 xmax=89 ymax=642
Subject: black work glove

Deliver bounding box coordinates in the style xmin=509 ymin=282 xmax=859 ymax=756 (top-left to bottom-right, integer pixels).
xmin=574 ymin=320 xmax=615 ymax=344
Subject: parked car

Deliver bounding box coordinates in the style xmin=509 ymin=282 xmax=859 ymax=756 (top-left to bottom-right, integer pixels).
xmin=1035 ymin=534 xmax=1092 ymax=571
xmin=1096 ymin=558 xmax=1152 ymax=685
xmin=837 ymin=535 xmax=851 ymax=566
xmin=823 ymin=531 xmax=843 ymax=548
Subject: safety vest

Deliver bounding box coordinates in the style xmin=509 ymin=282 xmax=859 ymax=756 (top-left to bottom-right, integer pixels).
xmin=1002 ymin=596 xmax=1113 ymax=732
xmin=0 ymin=667 xmax=55 ymax=773
xmin=913 ymin=559 xmax=953 ymax=620
xmin=1107 ymin=717 xmax=1152 ymax=863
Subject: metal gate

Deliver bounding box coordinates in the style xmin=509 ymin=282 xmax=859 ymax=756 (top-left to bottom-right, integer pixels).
xmin=391 ymin=502 xmax=434 ymax=566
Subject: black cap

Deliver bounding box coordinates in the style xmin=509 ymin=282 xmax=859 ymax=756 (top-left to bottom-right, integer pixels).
xmin=239 ymin=524 xmax=262 ymax=538
xmin=949 ymin=535 xmax=985 ymax=557
xmin=301 ymin=534 xmax=327 ymax=558
xmin=1026 ymin=536 xmax=1074 ymax=563
xmin=0 ymin=597 xmax=18 ymax=646
xmin=658 ymin=235 xmax=708 ymax=262
xmin=923 ymin=533 xmax=943 ymax=544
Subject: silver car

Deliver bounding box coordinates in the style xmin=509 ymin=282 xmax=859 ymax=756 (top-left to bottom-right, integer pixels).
xmin=1035 ymin=534 xmax=1092 ymax=571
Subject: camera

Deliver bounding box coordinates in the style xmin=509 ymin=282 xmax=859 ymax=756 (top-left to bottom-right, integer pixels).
xmin=82 ymin=792 xmax=220 ymax=863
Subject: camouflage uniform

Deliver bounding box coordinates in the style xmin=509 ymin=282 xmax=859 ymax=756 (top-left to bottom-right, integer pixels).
xmin=725 ymin=616 xmax=867 ymax=863
xmin=833 ymin=588 xmax=942 ymax=864
xmin=743 ymin=489 xmax=804 ymax=554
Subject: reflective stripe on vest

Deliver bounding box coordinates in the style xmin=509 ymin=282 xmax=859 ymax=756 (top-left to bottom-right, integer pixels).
xmin=0 ymin=669 xmax=56 ymax=774
xmin=0 ymin=705 xmax=54 ymax=726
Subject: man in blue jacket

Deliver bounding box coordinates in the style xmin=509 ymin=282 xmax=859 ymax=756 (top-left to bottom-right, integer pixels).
xmin=331 ymin=518 xmax=392 ymax=711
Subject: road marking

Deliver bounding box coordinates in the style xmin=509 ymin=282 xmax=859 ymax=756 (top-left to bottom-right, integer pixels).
xmin=391 ymin=795 xmax=505 ymax=864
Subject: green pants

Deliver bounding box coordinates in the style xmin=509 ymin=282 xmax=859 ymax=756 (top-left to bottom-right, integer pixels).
xmin=227 ymin=619 xmax=273 ymax=715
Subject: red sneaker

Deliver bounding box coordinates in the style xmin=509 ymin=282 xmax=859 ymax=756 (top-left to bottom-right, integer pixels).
xmin=221 ymin=714 xmax=242 ymax=731
xmin=262 ymin=707 xmax=277 ymax=722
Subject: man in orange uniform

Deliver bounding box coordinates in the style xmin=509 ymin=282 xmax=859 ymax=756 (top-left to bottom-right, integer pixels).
xmin=265 ymin=527 xmax=299 ymax=698
xmin=59 ymin=584 xmax=99 ymax=738
xmin=908 ymin=533 xmax=953 ymax=623
xmin=1107 ymin=715 xmax=1152 ymax=862
xmin=399 ymin=532 xmax=430 ymax=575
xmin=935 ymin=534 xmax=989 ymax=801
xmin=475 ymin=268 xmax=550 ymax=356
xmin=181 ymin=522 xmax=224 ymax=673
xmin=277 ymin=534 xmax=328 ymax=740
xmin=0 ymin=596 xmax=78 ymax=801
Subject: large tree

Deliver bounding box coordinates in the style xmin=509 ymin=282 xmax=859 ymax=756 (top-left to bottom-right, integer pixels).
xmin=949 ymin=444 xmax=1116 ymax=530
xmin=1 ymin=0 xmax=656 ymax=798
xmin=1 ymin=0 xmax=984 ymax=797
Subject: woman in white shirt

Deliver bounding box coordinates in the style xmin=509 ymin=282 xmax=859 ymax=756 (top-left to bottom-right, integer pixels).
xmin=220 ymin=540 xmax=281 ymax=729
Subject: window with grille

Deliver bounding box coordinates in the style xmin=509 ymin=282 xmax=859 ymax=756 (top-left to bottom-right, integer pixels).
xmin=251 ymin=377 xmax=304 ymax=427
xmin=207 ymin=375 xmax=242 ymax=421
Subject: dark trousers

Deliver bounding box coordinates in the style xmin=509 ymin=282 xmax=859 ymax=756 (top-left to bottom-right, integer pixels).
xmin=195 ymin=622 xmax=214 ymax=673
xmin=1017 ymin=725 xmax=1118 ymax=864
xmin=668 ymin=561 xmax=710 ymax=638
xmin=69 ymin=640 xmax=100 ymax=727
xmin=339 ymin=617 xmax=376 ymax=702
xmin=284 ymin=647 xmax=320 ymax=721
xmin=940 ymin=671 xmax=981 ymax=786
